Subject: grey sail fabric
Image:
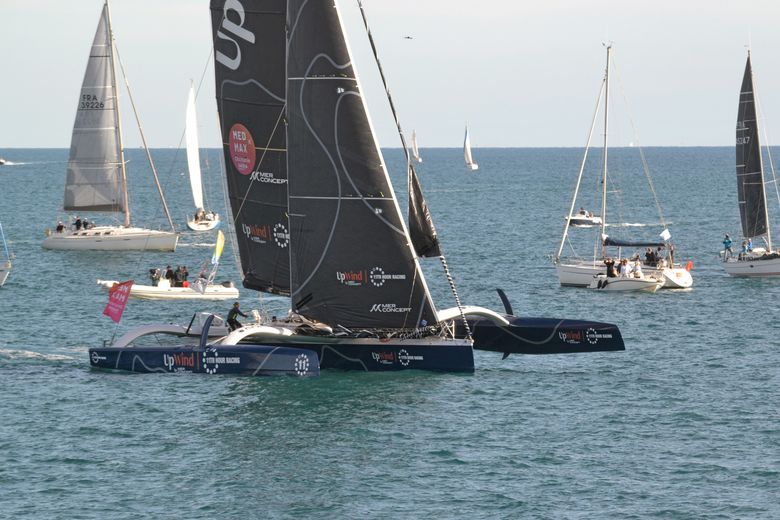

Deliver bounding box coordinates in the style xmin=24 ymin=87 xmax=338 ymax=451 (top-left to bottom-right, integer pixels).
xmin=64 ymin=5 xmax=125 ymax=213
xmin=408 ymin=166 xmax=441 ymax=257
xmin=286 ymin=0 xmax=437 ymax=328
xmin=210 ymin=0 xmax=291 ymax=295
xmin=736 ymin=56 xmax=768 ymax=239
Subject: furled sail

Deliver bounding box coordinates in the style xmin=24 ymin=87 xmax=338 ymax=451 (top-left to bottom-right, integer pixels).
xmin=210 ymin=0 xmax=290 ymax=295
xmin=63 ymin=4 xmax=126 ymax=213
xmin=286 ymin=0 xmax=437 ymax=328
xmin=736 ymin=55 xmax=768 ymax=239
xmin=409 ymin=165 xmax=441 ymax=257
xmin=186 ymin=82 xmax=204 ymax=211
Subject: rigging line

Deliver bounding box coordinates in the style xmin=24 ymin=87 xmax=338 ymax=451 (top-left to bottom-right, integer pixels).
xmin=610 ymin=56 xmax=668 ymax=229
xmin=356 ymin=0 xmax=467 ymax=336
xmin=556 ymin=77 xmax=605 ymax=261
xmin=113 ymin=44 xmax=176 ymax=234
xmin=753 ymin=81 xmax=780 ymax=211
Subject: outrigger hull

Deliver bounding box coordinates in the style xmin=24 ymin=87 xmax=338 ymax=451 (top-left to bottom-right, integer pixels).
xmin=465 ymin=315 xmax=625 ymax=356
xmin=89 ymin=344 xmax=320 ymax=376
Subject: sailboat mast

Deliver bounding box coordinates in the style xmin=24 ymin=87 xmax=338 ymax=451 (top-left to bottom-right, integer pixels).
xmin=105 ymin=0 xmax=130 ymax=228
xmin=751 ymin=52 xmax=773 ymax=250
xmin=599 ymin=45 xmax=611 ymax=258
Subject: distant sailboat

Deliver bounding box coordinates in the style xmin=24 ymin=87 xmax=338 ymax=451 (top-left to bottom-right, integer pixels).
xmin=411 ymin=129 xmax=422 ymax=163
xmin=0 ymin=221 xmax=11 ymax=287
xmin=42 ymin=1 xmax=177 ymax=252
xmin=185 ymin=81 xmax=220 ymax=231
xmin=464 ymin=125 xmax=478 ymax=171
xmin=723 ymin=52 xmax=780 ymax=276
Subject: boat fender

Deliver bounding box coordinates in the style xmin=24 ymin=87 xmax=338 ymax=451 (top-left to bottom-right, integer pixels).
xmin=685 ymin=261 xmax=693 ymax=271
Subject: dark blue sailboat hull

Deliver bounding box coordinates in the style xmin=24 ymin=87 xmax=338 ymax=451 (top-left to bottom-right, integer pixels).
xmin=466 ymin=315 xmax=625 ymax=356
xmin=88 ymin=345 xmax=320 ymax=377
xmin=295 ymin=342 xmax=474 ymax=372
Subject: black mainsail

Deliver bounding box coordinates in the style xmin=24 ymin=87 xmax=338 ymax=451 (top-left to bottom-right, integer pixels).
xmin=211 ymin=0 xmax=290 ymax=295
xmin=286 ymin=0 xmax=437 ymax=328
xmin=736 ymin=55 xmax=769 ymax=240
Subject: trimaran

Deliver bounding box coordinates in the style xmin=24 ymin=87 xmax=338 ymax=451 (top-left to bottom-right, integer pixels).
xmin=42 ymin=1 xmax=178 ymax=252
xmin=89 ymin=0 xmax=624 ymax=376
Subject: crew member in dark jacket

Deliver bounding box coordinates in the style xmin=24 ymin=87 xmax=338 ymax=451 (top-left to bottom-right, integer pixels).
xmin=227 ymin=302 xmax=248 ymax=331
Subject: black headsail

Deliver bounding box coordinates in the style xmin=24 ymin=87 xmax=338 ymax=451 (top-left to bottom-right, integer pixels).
xmin=736 ymin=55 xmax=768 ymax=240
xmin=210 ymin=0 xmax=290 ymax=295
xmin=286 ymin=0 xmax=437 ymax=329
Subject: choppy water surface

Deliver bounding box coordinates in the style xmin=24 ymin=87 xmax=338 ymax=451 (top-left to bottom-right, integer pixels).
xmin=0 ymin=147 xmax=778 ymax=519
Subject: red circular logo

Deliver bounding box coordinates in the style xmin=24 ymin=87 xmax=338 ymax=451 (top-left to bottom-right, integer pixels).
xmin=228 ymin=123 xmax=256 ymax=175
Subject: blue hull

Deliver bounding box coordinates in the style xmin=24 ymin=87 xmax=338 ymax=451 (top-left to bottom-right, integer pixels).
xmin=293 ymin=342 xmax=474 ymax=372
xmin=466 ymin=315 xmax=625 ymax=356
xmin=89 ymin=344 xmax=320 ymax=376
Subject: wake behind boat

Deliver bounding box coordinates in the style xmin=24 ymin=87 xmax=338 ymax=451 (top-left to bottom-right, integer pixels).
xmin=42 ymin=2 xmax=177 ymax=252
xmin=722 ymin=53 xmax=780 ymax=277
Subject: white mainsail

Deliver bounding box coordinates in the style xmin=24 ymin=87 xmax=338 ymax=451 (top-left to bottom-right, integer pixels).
xmin=411 ymin=129 xmax=422 ymax=163
xmin=464 ymin=125 xmax=478 ymax=171
xmin=186 ymin=82 xmax=204 ymax=211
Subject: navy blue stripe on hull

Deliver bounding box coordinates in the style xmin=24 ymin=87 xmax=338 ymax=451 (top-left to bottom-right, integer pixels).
xmin=295 ymin=343 xmax=474 ymax=372
xmin=89 ymin=345 xmax=320 ymax=376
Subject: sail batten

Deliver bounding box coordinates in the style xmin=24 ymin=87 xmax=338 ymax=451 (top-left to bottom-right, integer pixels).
xmin=286 ymin=0 xmax=437 ymax=328
xmin=63 ymin=4 xmax=126 ymax=215
xmin=735 ymin=56 xmax=768 ymax=239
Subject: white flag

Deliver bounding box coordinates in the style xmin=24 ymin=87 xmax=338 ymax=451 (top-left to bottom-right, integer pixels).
xmin=659 ymin=228 xmax=672 ymax=241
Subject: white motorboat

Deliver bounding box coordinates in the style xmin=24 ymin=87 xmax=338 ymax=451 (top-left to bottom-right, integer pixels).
xmin=566 ymin=209 xmax=602 ymax=226
xmin=464 ymin=125 xmax=479 ymax=171
xmin=0 ymin=158 xmax=6 ymax=166
xmin=184 ymin=82 xmax=220 ymax=232
xmin=553 ymin=45 xmax=693 ymax=290
xmin=723 ymin=53 xmax=780 ymax=277
xmin=42 ymin=2 xmax=178 ymax=252
xmin=97 ymin=278 xmax=239 ymax=301
xmin=588 ymin=274 xmax=663 ymax=293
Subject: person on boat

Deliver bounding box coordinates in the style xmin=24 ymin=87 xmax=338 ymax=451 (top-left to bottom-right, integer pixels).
xmin=747 ymin=238 xmax=753 ymax=252
xmin=165 ymin=265 xmax=175 ymax=285
xmin=633 ymin=260 xmax=644 ymax=278
xmin=579 ymin=207 xmax=588 ymax=217
xmin=604 ymin=257 xmax=617 ymax=278
xmin=55 ymin=221 xmax=65 ymax=233
xmin=74 ymin=216 xmax=82 ymax=231
xmin=195 ymin=208 xmax=206 ymax=222
xmin=227 ymin=302 xmax=248 ymax=331
xmin=619 ymin=258 xmax=631 ymax=277
xmin=149 ymin=268 xmax=161 ymax=287
xmin=723 ymin=234 xmax=733 ymax=258
xmin=644 ymin=248 xmax=655 ymax=266
xmin=181 ymin=266 xmax=189 ymax=287
xmin=740 ymin=240 xmax=748 ymax=259
xmin=83 ymin=218 xmax=90 ymax=230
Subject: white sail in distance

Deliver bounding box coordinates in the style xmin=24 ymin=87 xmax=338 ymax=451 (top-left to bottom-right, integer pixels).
xmin=186 ymin=82 xmax=204 ymax=211
xmin=464 ymin=125 xmax=478 ymax=171
xmin=412 ymin=129 xmax=422 ymax=163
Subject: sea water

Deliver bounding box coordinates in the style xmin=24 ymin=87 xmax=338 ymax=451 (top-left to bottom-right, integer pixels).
xmin=0 ymin=147 xmax=777 ymax=518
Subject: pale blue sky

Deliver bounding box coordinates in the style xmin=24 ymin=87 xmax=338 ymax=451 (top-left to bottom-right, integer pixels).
xmin=2 ymin=0 xmax=780 ymax=148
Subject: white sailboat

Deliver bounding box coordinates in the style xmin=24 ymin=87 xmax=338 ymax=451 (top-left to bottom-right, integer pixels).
xmin=0 ymin=222 xmax=11 ymax=287
xmin=464 ymin=125 xmax=478 ymax=171
xmin=722 ymin=53 xmax=780 ymax=276
xmin=185 ymin=82 xmax=220 ymax=231
xmin=42 ymin=1 xmax=178 ymax=252
xmin=411 ymin=129 xmax=422 ymax=163
xmin=553 ymin=45 xmax=692 ymax=290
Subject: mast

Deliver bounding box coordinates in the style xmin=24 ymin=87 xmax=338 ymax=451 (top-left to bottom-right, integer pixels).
xmin=599 ymin=44 xmax=611 ymax=258
xmin=105 ymin=0 xmax=130 ymax=228
xmin=750 ymin=52 xmax=772 ymax=250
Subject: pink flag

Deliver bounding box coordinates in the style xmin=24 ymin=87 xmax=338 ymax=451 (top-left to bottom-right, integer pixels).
xmin=103 ymin=280 xmax=134 ymax=323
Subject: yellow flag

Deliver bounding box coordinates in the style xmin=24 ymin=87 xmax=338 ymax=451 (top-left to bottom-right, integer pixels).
xmin=211 ymin=230 xmax=225 ymax=265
